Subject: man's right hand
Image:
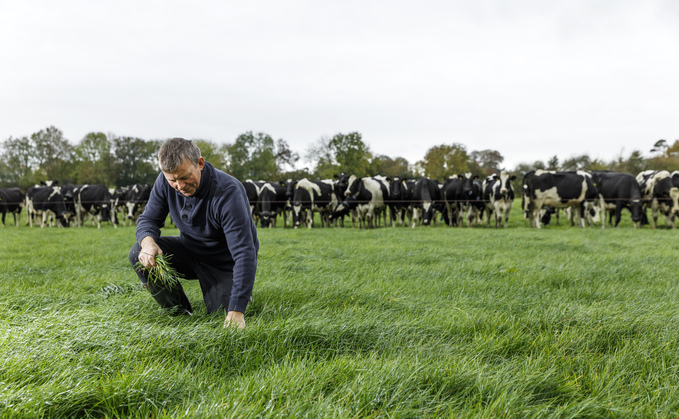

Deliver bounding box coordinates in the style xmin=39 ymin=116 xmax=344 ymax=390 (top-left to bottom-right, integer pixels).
xmin=139 ymin=236 xmax=163 ymax=268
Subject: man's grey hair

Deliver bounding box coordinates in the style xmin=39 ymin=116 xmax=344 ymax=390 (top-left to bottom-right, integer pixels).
xmin=158 ymin=138 xmax=202 ymax=172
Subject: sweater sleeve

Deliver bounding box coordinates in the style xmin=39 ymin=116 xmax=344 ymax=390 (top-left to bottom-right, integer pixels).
xmin=135 ymin=174 xmax=170 ymax=245
xmin=217 ymin=185 xmax=258 ymax=312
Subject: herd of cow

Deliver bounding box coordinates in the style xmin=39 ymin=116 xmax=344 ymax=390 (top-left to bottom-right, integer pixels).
xmin=0 ymin=181 xmax=151 ymax=228
xmin=1 ymin=169 xmax=678 ymax=230
xmin=244 ymin=169 xmax=679 ymax=229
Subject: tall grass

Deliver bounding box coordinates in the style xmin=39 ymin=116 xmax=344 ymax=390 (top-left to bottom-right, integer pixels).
xmin=0 ymin=209 xmax=678 ymax=417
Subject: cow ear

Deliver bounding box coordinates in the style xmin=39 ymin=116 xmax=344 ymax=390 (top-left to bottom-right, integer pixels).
xmin=386 ymin=177 xmax=392 ymax=182
xmin=510 ymin=175 xmax=517 ymax=181
xmin=473 ymin=175 xmax=479 ymax=180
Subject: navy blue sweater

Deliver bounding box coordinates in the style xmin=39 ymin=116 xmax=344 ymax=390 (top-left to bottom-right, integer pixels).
xmin=136 ymin=162 xmax=259 ymax=312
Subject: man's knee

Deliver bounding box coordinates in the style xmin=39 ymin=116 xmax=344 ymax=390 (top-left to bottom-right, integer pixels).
xmin=129 ymin=242 xmax=141 ymax=266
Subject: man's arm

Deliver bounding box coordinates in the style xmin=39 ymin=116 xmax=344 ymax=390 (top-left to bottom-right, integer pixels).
xmin=217 ymin=183 xmax=259 ymax=319
xmin=136 ymin=174 xmax=170 ymax=259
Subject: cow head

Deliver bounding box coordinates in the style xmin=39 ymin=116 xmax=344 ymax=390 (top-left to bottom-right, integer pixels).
xmin=333 ymin=172 xmax=351 ymax=198
xmin=499 ymin=171 xmax=516 ymax=198
xmin=280 ymin=179 xmax=297 ymax=204
xmin=459 ymin=173 xmax=480 ymax=199
xmin=421 ymin=201 xmax=434 ymax=226
xmin=630 ymin=199 xmax=643 ymax=226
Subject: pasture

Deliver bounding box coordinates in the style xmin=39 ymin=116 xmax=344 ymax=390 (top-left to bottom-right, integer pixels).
xmin=1 ymin=210 xmax=679 ymax=417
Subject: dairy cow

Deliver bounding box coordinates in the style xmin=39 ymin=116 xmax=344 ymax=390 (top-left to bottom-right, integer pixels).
xmin=483 ymin=171 xmax=516 ymax=228
xmin=0 ymin=187 xmax=25 ymax=227
xmin=522 ymin=170 xmax=596 ymax=228
xmin=591 ymin=171 xmax=643 ymax=228
xmin=257 ymin=182 xmax=288 ymax=228
xmin=330 ymin=176 xmax=389 ymax=228
xmin=75 ymin=184 xmax=117 ymax=228
xmin=291 ymin=178 xmax=337 ymax=228
xmin=411 ymin=177 xmax=441 ymax=227
xmin=442 ymin=176 xmax=461 ymax=227
xmin=242 ymin=180 xmax=264 ymax=222
xmin=25 ymin=185 xmax=71 ymax=228
xmin=636 ymin=170 xmax=679 ymax=228
xmin=441 ymin=173 xmax=480 ymax=227
xmin=386 ymin=176 xmax=413 ymax=227
xmin=125 ymin=184 xmax=152 ymax=225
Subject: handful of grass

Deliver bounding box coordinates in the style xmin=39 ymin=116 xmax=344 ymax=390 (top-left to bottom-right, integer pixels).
xmin=135 ymin=254 xmax=183 ymax=288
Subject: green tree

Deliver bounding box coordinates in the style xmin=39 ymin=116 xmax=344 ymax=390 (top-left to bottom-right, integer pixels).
xmin=226 ymin=131 xmax=278 ymax=180
xmin=369 ymin=155 xmax=413 ymax=178
xmin=30 ymin=126 xmax=74 ymax=181
xmin=547 ymin=155 xmax=560 ymax=170
xmin=418 ymin=143 xmax=470 ymax=180
xmin=651 ymin=139 xmax=668 ymax=155
xmin=0 ymin=136 xmax=35 ymax=187
xmin=193 ymin=139 xmax=228 ymax=172
xmin=610 ymin=150 xmax=648 ymax=175
xmin=470 ymin=149 xmax=504 ymax=176
xmin=73 ymin=132 xmax=115 ymax=185
xmin=275 ymin=139 xmax=300 ymax=173
xmin=305 ymin=136 xmax=340 ymax=179
xmin=112 ymin=136 xmax=158 ymax=186
xmin=328 ymin=132 xmax=371 ymax=178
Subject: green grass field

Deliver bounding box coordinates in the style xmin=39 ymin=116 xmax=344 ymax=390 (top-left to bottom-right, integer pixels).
xmin=1 ymin=209 xmax=678 ymax=418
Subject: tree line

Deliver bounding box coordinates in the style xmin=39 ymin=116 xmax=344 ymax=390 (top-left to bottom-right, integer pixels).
xmin=1 ymin=125 xmax=676 ymax=189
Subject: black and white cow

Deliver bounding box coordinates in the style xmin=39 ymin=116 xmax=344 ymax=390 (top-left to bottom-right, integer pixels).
xmin=125 ymin=184 xmax=152 ymax=225
xmin=442 ymin=176 xmax=461 ymax=227
xmin=636 ymin=170 xmax=679 ymax=228
xmin=329 ymin=175 xmax=389 ymax=228
xmin=483 ymin=171 xmax=516 ymax=228
xmin=242 ymin=179 xmax=264 ymax=221
xmin=109 ymin=186 xmax=129 ymax=227
xmin=442 ymin=173 xmax=481 ymax=227
xmin=591 ymin=171 xmax=643 ymax=228
xmin=75 ymin=184 xmax=117 ymax=228
xmin=257 ymin=182 xmax=288 ymax=228
xmin=411 ymin=177 xmax=441 ymax=227
xmin=522 ymin=170 xmax=596 ymax=228
xmin=60 ymin=183 xmax=83 ymax=225
xmin=481 ymin=174 xmax=498 ymax=226
xmin=386 ymin=176 xmax=413 ymax=227
xmin=291 ymin=178 xmax=338 ymax=228
xmin=0 ymin=187 xmax=25 ymax=227
xmin=25 ymin=185 xmax=71 ymax=228
xmin=333 ymin=172 xmax=352 ymax=199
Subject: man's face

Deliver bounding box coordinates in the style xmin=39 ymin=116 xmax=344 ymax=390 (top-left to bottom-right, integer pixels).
xmin=163 ymin=157 xmax=205 ymax=197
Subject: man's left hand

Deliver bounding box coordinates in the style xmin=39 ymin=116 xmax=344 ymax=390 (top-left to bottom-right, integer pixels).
xmin=224 ymin=311 xmax=245 ymax=329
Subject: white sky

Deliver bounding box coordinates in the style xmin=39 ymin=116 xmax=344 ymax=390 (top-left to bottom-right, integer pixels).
xmin=1 ymin=0 xmax=678 ymax=171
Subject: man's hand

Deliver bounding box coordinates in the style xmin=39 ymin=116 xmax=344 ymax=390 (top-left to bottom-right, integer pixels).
xmin=224 ymin=311 xmax=245 ymax=329
xmin=139 ymin=236 xmax=163 ymax=268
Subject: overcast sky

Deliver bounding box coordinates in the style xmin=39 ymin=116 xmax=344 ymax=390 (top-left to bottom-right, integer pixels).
xmin=1 ymin=0 xmax=677 ymax=171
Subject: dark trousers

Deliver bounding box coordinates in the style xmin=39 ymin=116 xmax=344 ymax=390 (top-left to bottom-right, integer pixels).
xmin=129 ymin=236 xmax=234 ymax=314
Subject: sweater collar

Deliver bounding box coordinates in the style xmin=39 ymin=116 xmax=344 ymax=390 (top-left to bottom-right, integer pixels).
xmin=193 ymin=161 xmax=213 ymax=199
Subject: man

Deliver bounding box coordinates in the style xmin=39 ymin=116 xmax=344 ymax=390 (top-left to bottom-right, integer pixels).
xmin=129 ymin=138 xmax=258 ymax=329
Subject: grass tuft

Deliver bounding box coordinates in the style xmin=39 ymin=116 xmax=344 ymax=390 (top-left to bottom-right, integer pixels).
xmin=134 ymin=254 xmax=183 ymax=288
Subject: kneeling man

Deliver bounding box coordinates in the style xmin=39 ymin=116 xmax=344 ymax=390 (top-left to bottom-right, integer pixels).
xmin=129 ymin=138 xmax=258 ymax=328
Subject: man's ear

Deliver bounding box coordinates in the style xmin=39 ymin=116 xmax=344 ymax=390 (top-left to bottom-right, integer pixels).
xmin=198 ymin=157 xmax=206 ymax=170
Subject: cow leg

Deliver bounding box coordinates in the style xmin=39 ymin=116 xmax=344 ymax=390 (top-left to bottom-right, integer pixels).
xmin=613 ymin=203 xmax=624 ymax=228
